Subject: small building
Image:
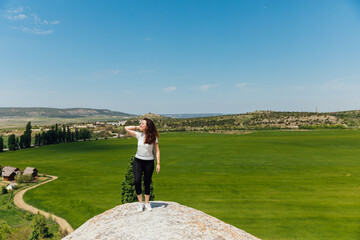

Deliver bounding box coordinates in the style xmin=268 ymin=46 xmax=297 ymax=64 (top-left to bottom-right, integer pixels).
xmin=6 ymin=182 xmax=18 ymax=191
xmin=23 ymin=167 xmax=38 ymax=177
xmin=2 ymin=166 xmax=19 ymax=181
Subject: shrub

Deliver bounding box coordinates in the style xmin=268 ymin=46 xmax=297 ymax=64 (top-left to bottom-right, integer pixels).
xmin=31 ymin=214 xmax=49 ymax=239
xmin=6 ymin=226 xmax=32 ymax=240
xmin=1 ymin=186 xmax=7 ymax=195
xmin=25 ymin=212 xmax=34 ymax=221
xmin=28 ymin=229 xmax=39 ymax=240
xmin=121 ymin=156 xmax=155 ymax=203
xmin=0 ymin=220 xmax=11 ymax=240
xmin=15 ymin=174 xmax=34 ymax=184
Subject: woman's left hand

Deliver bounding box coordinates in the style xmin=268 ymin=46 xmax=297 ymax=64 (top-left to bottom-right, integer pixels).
xmin=156 ymin=164 xmax=160 ymax=174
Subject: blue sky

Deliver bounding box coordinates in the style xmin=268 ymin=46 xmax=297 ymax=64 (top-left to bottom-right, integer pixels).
xmin=1 ymin=0 xmax=360 ymax=115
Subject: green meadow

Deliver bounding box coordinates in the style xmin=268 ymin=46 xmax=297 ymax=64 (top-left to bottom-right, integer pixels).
xmin=0 ymin=131 xmax=359 ymax=240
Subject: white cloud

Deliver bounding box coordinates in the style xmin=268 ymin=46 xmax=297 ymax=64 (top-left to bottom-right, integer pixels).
xmin=2 ymin=6 xmax=59 ymax=35
xmin=7 ymin=7 xmax=24 ymax=14
xmin=50 ymin=20 xmax=60 ymax=25
xmin=235 ymin=82 xmax=247 ymax=88
xmin=197 ymin=84 xmax=218 ymax=91
xmin=5 ymin=13 xmax=27 ymax=20
xmin=109 ymin=70 xmax=125 ymax=75
xmin=33 ymin=29 xmax=53 ymax=35
xmin=163 ymin=86 xmax=177 ymax=92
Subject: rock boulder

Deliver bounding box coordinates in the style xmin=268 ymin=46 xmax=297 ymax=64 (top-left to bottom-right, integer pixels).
xmin=63 ymin=201 xmax=260 ymax=240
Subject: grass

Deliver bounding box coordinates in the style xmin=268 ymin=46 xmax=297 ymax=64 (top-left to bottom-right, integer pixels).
xmin=0 ymin=130 xmax=360 ymax=239
xmin=0 ymin=182 xmax=61 ymax=239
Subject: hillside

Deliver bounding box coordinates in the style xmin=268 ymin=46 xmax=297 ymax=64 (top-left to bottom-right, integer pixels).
xmin=0 ymin=107 xmax=135 ymax=128
xmin=140 ymin=110 xmax=360 ymax=132
xmin=0 ymin=107 xmax=133 ymax=118
xmin=161 ymin=113 xmax=223 ymax=118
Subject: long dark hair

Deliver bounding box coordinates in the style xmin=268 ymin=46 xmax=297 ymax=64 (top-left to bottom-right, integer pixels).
xmin=143 ymin=118 xmax=159 ymax=144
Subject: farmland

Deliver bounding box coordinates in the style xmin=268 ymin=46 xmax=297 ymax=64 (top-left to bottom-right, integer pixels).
xmin=0 ymin=130 xmax=359 ymax=239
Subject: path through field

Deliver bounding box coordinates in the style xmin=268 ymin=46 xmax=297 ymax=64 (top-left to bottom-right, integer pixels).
xmin=13 ymin=175 xmax=74 ymax=234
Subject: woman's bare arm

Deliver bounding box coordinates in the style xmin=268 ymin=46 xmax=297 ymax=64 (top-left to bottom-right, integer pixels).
xmin=155 ymin=142 xmax=160 ymax=173
xmin=125 ymin=126 xmax=138 ymax=138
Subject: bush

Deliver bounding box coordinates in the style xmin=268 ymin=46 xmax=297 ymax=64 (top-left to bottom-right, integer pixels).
xmin=28 ymin=229 xmax=39 ymax=240
xmin=1 ymin=186 xmax=7 ymax=195
xmin=0 ymin=219 xmax=11 ymax=240
xmin=15 ymin=174 xmax=34 ymax=184
xmin=6 ymin=226 xmax=32 ymax=240
xmin=299 ymin=124 xmax=346 ymax=129
xmin=31 ymin=214 xmax=49 ymax=239
xmin=25 ymin=212 xmax=34 ymax=221
xmin=121 ymin=156 xmax=155 ymax=203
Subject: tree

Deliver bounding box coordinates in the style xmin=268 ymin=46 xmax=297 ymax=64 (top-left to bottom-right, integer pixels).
xmin=16 ymin=137 xmax=20 ymax=150
xmin=8 ymin=134 xmax=17 ymax=151
xmin=24 ymin=121 xmax=32 ymax=148
xmin=75 ymin=128 xmax=79 ymax=140
xmin=40 ymin=132 xmax=46 ymax=145
xmin=0 ymin=136 xmax=3 ymax=152
xmin=19 ymin=135 xmax=25 ymax=149
xmin=31 ymin=214 xmax=49 ymax=239
xmin=34 ymin=134 xmax=39 ymax=146
xmin=121 ymin=156 xmax=155 ymax=204
xmin=79 ymin=128 xmax=91 ymax=141
xmin=62 ymin=125 xmax=66 ymax=142
xmin=66 ymin=127 xmax=71 ymax=142
xmin=0 ymin=219 xmax=11 ymax=240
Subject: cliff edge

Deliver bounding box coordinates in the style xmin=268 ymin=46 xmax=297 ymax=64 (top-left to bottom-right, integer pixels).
xmin=62 ymin=201 xmax=260 ymax=240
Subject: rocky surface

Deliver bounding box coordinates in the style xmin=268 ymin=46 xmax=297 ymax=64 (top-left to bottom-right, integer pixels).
xmin=62 ymin=201 xmax=260 ymax=240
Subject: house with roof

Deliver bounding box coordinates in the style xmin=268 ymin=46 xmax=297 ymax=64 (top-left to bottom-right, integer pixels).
xmin=23 ymin=167 xmax=38 ymax=177
xmin=2 ymin=166 xmax=20 ymax=181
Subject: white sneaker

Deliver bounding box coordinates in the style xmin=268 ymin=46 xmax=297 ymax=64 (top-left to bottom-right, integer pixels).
xmin=145 ymin=203 xmax=152 ymax=211
xmin=137 ymin=202 xmax=144 ymax=212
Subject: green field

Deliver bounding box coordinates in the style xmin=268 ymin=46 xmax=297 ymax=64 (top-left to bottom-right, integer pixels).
xmin=0 ymin=131 xmax=359 ymax=240
xmin=0 ymin=183 xmax=61 ymax=239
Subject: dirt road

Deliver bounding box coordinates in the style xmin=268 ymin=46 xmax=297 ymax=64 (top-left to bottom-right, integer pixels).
xmin=13 ymin=175 xmax=74 ymax=234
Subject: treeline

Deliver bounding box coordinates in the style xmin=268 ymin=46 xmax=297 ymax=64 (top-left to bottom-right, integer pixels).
xmin=33 ymin=124 xmax=91 ymax=146
xmin=0 ymin=122 xmax=92 ymax=152
xmin=7 ymin=122 xmax=32 ymax=151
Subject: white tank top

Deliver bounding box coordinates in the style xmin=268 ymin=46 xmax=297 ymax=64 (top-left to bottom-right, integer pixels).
xmin=135 ymin=132 xmax=158 ymax=160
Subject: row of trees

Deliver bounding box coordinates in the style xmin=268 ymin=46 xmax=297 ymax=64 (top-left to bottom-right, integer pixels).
xmin=1 ymin=122 xmax=92 ymax=152
xmin=33 ymin=124 xmax=91 ymax=146
xmin=5 ymin=122 xmax=33 ymax=151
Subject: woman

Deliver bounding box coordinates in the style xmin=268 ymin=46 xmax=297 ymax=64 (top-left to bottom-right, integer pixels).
xmin=125 ymin=118 xmax=160 ymax=212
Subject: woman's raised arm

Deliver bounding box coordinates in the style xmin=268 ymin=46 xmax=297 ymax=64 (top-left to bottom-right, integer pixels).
xmin=125 ymin=126 xmax=138 ymax=138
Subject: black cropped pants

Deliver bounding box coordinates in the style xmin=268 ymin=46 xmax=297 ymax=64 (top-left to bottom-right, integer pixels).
xmin=133 ymin=157 xmax=154 ymax=195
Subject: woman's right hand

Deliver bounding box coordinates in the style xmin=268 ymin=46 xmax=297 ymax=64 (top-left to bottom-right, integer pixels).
xmin=156 ymin=164 xmax=160 ymax=174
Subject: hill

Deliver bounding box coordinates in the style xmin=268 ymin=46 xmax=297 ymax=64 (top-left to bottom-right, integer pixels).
xmin=148 ymin=110 xmax=360 ymax=132
xmin=0 ymin=107 xmax=133 ymax=118
xmin=161 ymin=113 xmax=223 ymax=118
xmin=0 ymin=107 xmax=135 ymax=128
